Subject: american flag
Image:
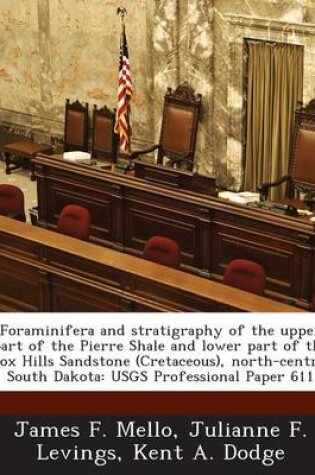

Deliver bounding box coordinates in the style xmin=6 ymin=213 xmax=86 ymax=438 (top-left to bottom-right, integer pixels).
xmin=115 ymin=26 xmax=133 ymax=153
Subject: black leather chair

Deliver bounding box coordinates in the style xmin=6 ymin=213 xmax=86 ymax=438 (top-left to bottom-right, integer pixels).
xmin=130 ymin=82 xmax=202 ymax=171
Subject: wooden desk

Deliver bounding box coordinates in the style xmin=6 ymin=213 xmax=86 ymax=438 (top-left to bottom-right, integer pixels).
xmin=133 ymin=159 xmax=216 ymax=195
xmin=0 ymin=216 xmax=302 ymax=312
xmin=33 ymin=153 xmax=315 ymax=308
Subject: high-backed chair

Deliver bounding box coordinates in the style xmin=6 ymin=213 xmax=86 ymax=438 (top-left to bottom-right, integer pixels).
xmin=143 ymin=236 xmax=181 ymax=268
xmin=91 ymin=104 xmax=118 ymax=162
xmin=57 ymin=204 xmax=91 ymax=241
xmin=0 ymin=184 xmax=26 ymax=222
xmin=64 ymin=99 xmax=89 ymax=152
xmin=130 ymin=82 xmax=202 ymax=171
xmin=224 ymin=259 xmax=266 ymax=296
xmin=258 ymin=99 xmax=315 ymax=208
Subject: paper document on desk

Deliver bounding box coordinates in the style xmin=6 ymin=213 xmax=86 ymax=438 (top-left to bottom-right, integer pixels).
xmin=218 ymin=191 xmax=260 ymax=204
xmin=63 ymin=151 xmax=91 ymax=163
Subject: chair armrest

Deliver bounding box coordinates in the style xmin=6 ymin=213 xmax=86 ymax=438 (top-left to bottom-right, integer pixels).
xmin=129 ymin=144 xmax=159 ymax=160
xmin=257 ymin=175 xmax=290 ymax=200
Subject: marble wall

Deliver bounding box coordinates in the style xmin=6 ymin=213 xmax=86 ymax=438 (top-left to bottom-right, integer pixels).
xmin=1 ymin=0 xmax=315 ymax=188
xmin=0 ymin=0 xmax=152 ymax=145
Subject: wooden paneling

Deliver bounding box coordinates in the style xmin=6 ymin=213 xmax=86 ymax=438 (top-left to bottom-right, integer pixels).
xmin=211 ymin=223 xmax=296 ymax=291
xmin=132 ymin=277 xmax=222 ymax=312
xmin=33 ymin=154 xmax=315 ymax=307
xmin=0 ymin=254 xmax=40 ymax=312
xmin=210 ymin=210 xmax=312 ymax=302
xmin=50 ymin=275 xmax=126 ymax=312
xmin=124 ymin=198 xmax=197 ymax=266
xmin=0 ymin=216 xmax=301 ymax=313
xmin=47 ymin=249 xmax=125 ymax=289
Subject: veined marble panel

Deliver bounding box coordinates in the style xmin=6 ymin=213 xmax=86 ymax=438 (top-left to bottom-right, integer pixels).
xmin=0 ymin=1 xmax=41 ymax=114
xmin=150 ymin=1 xmax=215 ymax=175
xmin=177 ymin=1 xmax=214 ymax=176
xmin=0 ymin=0 xmax=152 ymax=144
xmin=49 ymin=0 xmax=151 ymax=140
xmin=150 ymin=0 xmax=180 ymax=145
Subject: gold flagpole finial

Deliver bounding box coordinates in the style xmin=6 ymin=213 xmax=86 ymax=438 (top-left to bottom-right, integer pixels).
xmin=117 ymin=6 xmax=127 ymax=25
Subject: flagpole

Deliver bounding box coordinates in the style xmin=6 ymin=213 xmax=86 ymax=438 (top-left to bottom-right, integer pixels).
xmin=117 ymin=6 xmax=126 ymax=96
xmin=116 ymin=6 xmax=132 ymax=156
xmin=125 ymin=6 xmax=130 ymax=155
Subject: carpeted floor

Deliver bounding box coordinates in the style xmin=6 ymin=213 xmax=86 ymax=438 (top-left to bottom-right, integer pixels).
xmin=0 ymin=159 xmax=37 ymax=222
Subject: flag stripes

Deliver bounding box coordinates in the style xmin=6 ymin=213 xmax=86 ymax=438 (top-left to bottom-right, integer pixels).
xmin=115 ymin=26 xmax=133 ymax=153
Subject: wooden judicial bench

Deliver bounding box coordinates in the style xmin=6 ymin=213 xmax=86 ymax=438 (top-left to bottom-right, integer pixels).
xmin=0 ymin=215 xmax=301 ymax=312
xmin=32 ymin=153 xmax=315 ymax=309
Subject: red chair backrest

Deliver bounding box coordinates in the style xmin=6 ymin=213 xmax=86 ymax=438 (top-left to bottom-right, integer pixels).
xmin=64 ymin=99 xmax=89 ymax=152
xmin=57 ymin=204 xmax=91 ymax=241
xmin=224 ymin=259 xmax=266 ymax=295
xmin=0 ymin=184 xmax=26 ymax=222
xmin=143 ymin=236 xmax=181 ymax=268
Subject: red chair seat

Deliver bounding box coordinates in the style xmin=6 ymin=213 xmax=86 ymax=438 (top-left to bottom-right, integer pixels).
xmin=143 ymin=236 xmax=181 ymax=268
xmin=57 ymin=204 xmax=91 ymax=241
xmin=0 ymin=184 xmax=26 ymax=222
xmin=224 ymin=259 xmax=266 ymax=295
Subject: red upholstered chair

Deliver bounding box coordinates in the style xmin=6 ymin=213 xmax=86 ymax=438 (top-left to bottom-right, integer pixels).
xmin=57 ymin=204 xmax=91 ymax=241
xmin=91 ymin=104 xmax=118 ymax=162
xmin=223 ymin=259 xmax=266 ymax=295
xmin=143 ymin=236 xmax=181 ymax=268
xmin=0 ymin=184 xmax=26 ymax=222
xmin=64 ymin=99 xmax=89 ymax=152
xmin=130 ymin=82 xmax=202 ymax=171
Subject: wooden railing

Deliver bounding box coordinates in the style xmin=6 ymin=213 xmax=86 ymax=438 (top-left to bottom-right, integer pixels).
xmin=0 ymin=216 xmax=303 ymax=312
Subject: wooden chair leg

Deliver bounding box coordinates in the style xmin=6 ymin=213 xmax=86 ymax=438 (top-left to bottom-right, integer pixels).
xmin=3 ymin=151 xmax=20 ymax=175
xmin=30 ymin=161 xmax=36 ymax=181
xmin=4 ymin=151 xmax=12 ymax=174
